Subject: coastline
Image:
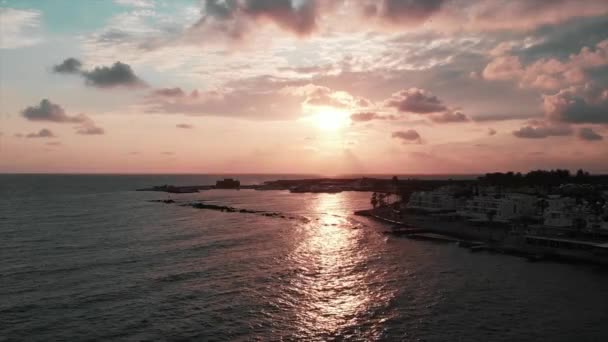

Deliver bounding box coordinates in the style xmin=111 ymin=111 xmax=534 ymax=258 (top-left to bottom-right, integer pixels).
xmin=357 ymin=207 xmax=608 ymax=266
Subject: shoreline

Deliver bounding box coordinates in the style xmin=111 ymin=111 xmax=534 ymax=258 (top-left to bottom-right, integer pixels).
xmin=357 ymin=207 xmax=608 ymax=266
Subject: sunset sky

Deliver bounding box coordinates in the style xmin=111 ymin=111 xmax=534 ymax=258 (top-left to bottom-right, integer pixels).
xmin=1 ymin=0 xmax=607 ymax=174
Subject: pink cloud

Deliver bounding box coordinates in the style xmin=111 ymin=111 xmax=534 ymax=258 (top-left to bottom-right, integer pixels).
xmin=483 ymin=39 xmax=608 ymax=90
xmin=386 ymin=88 xmax=447 ymax=114
xmin=392 ymin=129 xmax=422 ymax=144
xmin=350 ymin=112 xmax=397 ymax=122
xmin=513 ymin=122 xmax=573 ymax=139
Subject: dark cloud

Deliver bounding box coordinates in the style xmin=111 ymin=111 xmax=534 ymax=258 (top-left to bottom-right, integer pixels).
xmin=350 ymin=112 xmax=397 ymax=122
xmin=21 ymin=99 xmax=87 ymax=123
xmin=176 ymin=123 xmax=194 ymax=129
xmin=26 ymin=128 xmax=55 ymax=138
xmin=196 ymin=0 xmax=322 ymax=39
xmin=53 ymin=58 xmax=82 ymax=74
xmin=52 ymin=58 xmax=146 ymax=89
xmin=364 ymin=0 xmax=445 ymax=26
xmin=82 ymin=62 xmax=145 ymax=88
xmin=544 ymin=88 xmax=608 ymax=124
xmin=76 ymin=124 xmax=105 ymax=135
xmin=430 ymin=110 xmax=469 ymax=123
xmin=488 ymin=128 xmax=497 ymax=136
xmin=392 ymin=129 xmax=421 ymax=143
xmin=386 ymin=88 xmax=447 ymax=113
xmin=244 ymin=0 xmax=319 ymax=35
xmin=520 ymin=17 xmax=608 ymax=63
xmin=205 ymin=0 xmax=239 ymax=20
xmin=578 ymin=127 xmax=603 ymax=141
xmin=153 ymin=87 xmax=186 ymax=97
xmin=513 ymin=123 xmax=573 ymax=139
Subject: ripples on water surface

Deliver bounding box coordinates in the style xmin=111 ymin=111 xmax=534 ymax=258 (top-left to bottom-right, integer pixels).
xmin=1 ymin=175 xmax=608 ymax=341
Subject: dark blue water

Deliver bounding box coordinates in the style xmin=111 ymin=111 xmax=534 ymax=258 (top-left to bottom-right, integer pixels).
xmin=1 ymin=175 xmax=608 ymax=341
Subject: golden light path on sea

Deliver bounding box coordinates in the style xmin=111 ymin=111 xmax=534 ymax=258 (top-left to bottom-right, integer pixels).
xmin=288 ymin=193 xmax=377 ymax=338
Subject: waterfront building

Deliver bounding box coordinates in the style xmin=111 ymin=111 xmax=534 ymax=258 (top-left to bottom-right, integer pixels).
xmin=457 ymin=193 xmax=537 ymax=222
xmin=406 ymin=187 xmax=461 ymax=212
xmin=543 ymin=196 xmax=578 ymax=228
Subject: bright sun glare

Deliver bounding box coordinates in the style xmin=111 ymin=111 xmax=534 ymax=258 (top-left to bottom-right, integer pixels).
xmin=316 ymin=109 xmax=349 ymax=131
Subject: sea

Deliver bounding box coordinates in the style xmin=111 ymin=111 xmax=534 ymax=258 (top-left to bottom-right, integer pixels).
xmin=1 ymin=174 xmax=608 ymax=341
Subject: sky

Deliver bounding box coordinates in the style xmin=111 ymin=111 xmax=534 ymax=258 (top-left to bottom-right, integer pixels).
xmin=1 ymin=0 xmax=607 ymax=175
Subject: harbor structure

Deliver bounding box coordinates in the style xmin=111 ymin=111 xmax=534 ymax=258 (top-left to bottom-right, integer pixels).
xmin=216 ymin=178 xmax=241 ymax=189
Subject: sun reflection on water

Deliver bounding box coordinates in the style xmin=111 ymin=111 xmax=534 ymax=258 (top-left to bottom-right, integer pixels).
xmin=286 ymin=193 xmax=384 ymax=339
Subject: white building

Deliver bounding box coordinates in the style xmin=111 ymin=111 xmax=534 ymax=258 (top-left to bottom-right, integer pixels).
xmin=406 ymin=187 xmax=460 ymax=212
xmin=458 ymin=193 xmax=537 ymax=222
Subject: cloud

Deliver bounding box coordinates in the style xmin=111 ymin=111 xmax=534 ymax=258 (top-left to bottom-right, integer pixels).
xmin=52 ymin=58 xmax=146 ymax=88
xmin=176 ymin=123 xmax=194 ymax=129
xmin=282 ymin=84 xmax=367 ymax=109
xmin=21 ymin=99 xmax=106 ymax=136
xmin=21 ymin=99 xmax=88 ymax=123
xmin=438 ymin=0 xmax=608 ymax=32
xmin=0 ymin=8 xmax=42 ymax=49
xmin=153 ymin=87 xmax=186 ymax=97
xmin=363 ymin=0 xmax=446 ymax=27
xmin=278 ymin=64 xmax=333 ymax=75
xmin=53 ymin=58 xmax=83 ymax=74
xmin=114 ymin=0 xmax=155 ymax=8
xmin=483 ymin=39 xmax=608 ymax=90
xmin=82 ymin=62 xmax=146 ymax=88
xmin=76 ymin=124 xmax=105 ymax=135
xmin=430 ymin=110 xmax=469 ymax=123
xmin=543 ymin=86 xmax=608 ymax=124
xmin=512 ymin=122 xmax=573 ymax=139
xmin=195 ymin=0 xmax=323 ymax=39
xmin=350 ymin=112 xmax=397 ymax=122
xmin=26 ymin=129 xmax=55 ymax=138
xmin=46 ymin=141 xmax=62 ymax=146
xmin=482 ymin=55 xmax=523 ymax=81
xmin=243 ymin=0 xmax=320 ymax=36
xmin=471 ymin=112 xmax=539 ymax=122
xmin=144 ymin=81 xmax=370 ymax=121
xmin=385 ymin=88 xmax=470 ymax=123
xmin=578 ymin=127 xmax=603 ymax=141
xmin=392 ymin=129 xmax=421 ymax=144
xmin=145 ymin=86 xmax=304 ymax=120
xmin=386 ymin=88 xmax=447 ymax=113
xmin=487 ymin=128 xmax=497 ymax=136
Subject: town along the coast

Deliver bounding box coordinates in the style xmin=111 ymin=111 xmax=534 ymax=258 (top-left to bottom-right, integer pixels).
xmin=359 ymin=170 xmax=608 ymax=265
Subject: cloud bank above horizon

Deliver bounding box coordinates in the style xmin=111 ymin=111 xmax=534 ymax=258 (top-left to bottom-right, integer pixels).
xmin=1 ymin=0 xmax=607 ymax=174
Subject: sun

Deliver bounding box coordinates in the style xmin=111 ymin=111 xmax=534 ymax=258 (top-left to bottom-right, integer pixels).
xmin=315 ymin=108 xmax=349 ymax=131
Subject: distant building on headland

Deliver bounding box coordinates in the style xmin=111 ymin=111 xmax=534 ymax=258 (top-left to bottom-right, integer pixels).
xmin=216 ymin=178 xmax=240 ymax=189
